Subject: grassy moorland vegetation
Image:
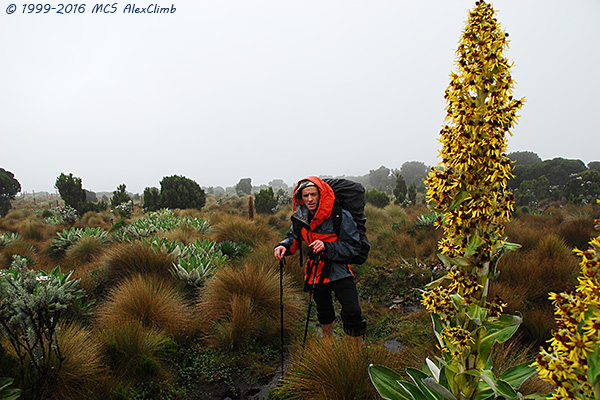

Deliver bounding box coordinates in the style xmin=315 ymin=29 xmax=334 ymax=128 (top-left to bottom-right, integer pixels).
xmin=0 ymin=190 xmax=597 ymax=399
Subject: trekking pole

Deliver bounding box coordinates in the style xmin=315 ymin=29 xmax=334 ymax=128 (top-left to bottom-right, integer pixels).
xmin=279 ymin=257 xmax=285 ymax=380
xmin=302 ymin=254 xmax=320 ymax=348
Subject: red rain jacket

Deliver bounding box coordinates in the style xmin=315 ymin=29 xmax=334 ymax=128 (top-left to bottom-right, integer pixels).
xmin=277 ymin=176 xmax=361 ymax=285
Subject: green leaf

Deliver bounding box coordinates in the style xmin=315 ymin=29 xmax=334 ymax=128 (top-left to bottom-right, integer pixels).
xmin=425 ymin=274 xmax=451 ymax=289
xmin=587 ymin=343 xmax=600 ymax=386
xmin=499 ymin=362 xmax=537 ymax=389
xmin=426 ymin=358 xmax=441 ymax=382
xmin=0 ymin=377 xmax=21 ymax=400
xmin=368 ymin=364 xmax=415 ymax=400
xmin=465 ymin=233 xmax=485 ymax=257
xmin=477 ymin=315 xmax=521 ymax=369
xmin=466 ymin=304 xmax=487 ymax=326
xmin=496 ymin=379 xmax=518 ymax=398
xmin=449 ymin=190 xmax=469 ymax=212
xmin=406 ymin=368 xmax=444 ymax=400
xmin=503 ymin=241 xmax=521 ymax=251
xmin=423 ymin=377 xmax=457 ymax=400
xmin=472 ymin=388 xmax=495 ymax=400
xmin=437 ymin=253 xmax=472 ymax=268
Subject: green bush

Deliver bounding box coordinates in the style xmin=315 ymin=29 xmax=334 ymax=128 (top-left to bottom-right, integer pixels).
xmin=159 ymin=175 xmax=206 ymax=211
xmin=254 ymin=187 xmax=278 ymax=214
xmin=365 ymin=189 xmax=390 ymax=208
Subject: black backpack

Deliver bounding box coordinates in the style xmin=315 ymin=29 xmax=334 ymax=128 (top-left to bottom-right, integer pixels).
xmin=323 ymin=178 xmax=370 ymax=264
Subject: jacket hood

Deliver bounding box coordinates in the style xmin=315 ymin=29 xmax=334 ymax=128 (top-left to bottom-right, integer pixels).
xmin=292 ymin=176 xmax=335 ymax=229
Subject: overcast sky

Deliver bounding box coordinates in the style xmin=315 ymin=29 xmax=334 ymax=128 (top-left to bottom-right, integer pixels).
xmin=1 ymin=0 xmax=599 ymax=194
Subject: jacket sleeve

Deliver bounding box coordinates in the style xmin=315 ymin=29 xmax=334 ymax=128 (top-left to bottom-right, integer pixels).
xmin=277 ymin=223 xmax=301 ymax=256
xmin=323 ymin=210 xmax=360 ymax=262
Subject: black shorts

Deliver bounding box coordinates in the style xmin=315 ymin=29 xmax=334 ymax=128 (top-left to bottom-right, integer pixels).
xmin=312 ymin=277 xmax=366 ymax=337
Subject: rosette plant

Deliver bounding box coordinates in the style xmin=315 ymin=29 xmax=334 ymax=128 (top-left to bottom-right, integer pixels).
xmin=370 ymin=2 xmax=536 ymax=399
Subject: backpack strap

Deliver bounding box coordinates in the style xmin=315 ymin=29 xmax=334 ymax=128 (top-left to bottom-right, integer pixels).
xmin=331 ymin=200 xmax=343 ymax=237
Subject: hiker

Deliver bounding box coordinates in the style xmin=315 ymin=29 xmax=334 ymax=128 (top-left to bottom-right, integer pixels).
xmin=274 ymin=176 xmax=366 ymax=341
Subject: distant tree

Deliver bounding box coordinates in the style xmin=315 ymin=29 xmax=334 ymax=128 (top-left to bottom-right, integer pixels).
xmin=365 ymin=189 xmax=390 ymax=208
xmin=400 ymin=161 xmax=429 ymax=187
xmin=588 ymin=161 xmax=600 ymax=173
xmin=143 ymin=187 xmax=160 ymax=212
xmin=159 ymin=175 xmax=205 ymax=211
xmin=564 ymin=170 xmax=600 ymax=204
xmin=254 ymin=187 xmax=278 ymax=214
xmin=408 ymin=183 xmax=417 ymax=205
xmin=84 ymin=189 xmax=97 ymax=202
xmin=0 ymin=168 xmax=21 ymax=217
xmin=269 ymin=179 xmax=288 ymax=192
xmin=111 ymin=184 xmax=131 ymax=208
xmin=516 ymin=175 xmax=550 ymax=206
xmin=55 ymin=173 xmax=86 ymax=212
xmin=508 ymin=151 xmax=542 ymax=166
xmin=368 ymin=166 xmax=394 ymax=193
xmin=509 ymin=157 xmax=587 ymax=192
xmin=235 ymin=178 xmax=252 ymax=195
xmin=393 ymin=174 xmax=407 ymax=204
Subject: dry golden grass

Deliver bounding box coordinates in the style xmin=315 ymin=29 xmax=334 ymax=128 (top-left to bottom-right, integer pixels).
xmin=557 ymin=217 xmax=595 ymax=250
xmin=97 ymin=319 xmax=168 ymax=381
xmin=96 ymin=274 xmax=193 ymax=340
xmin=49 ymin=323 xmax=108 ymax=400
xmin=101 ymin=241 xmax=174 ymax=284
xmin=211 ymin=214 xmax=278 ymax=247
xmin=65 ymin=235 xmax=106 ymax=263
xmin=497 ymin=234 xmax=578 ymax=304
xmin=0 ymin=239 xmax=36 ymax=268
xmin=283 ymin=337 xmax=404 ymax=400
xmin=20 ymin=218 xmax=46 ymax=241
xmin=196 ymin=262 xmax=303 ymax=350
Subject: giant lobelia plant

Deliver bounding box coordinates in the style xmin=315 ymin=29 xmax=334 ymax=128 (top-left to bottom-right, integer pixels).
xmin=370 ymin=2 xmax=537 ymax=399
xmin=534 ymin=201 xmax=600 ymax=399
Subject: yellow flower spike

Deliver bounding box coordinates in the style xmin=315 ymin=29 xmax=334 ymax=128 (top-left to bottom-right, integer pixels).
xmin=420 ymin=3 xmax=526 ymax=397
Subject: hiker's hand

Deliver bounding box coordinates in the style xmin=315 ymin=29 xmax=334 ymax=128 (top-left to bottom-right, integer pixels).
xmin=274 ymin=246 xmax=286 ymax=260
xmin=309 ymin=240 xmax=325 ymax=254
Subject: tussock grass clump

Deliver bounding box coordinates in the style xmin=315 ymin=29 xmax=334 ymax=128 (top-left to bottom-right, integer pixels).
xmin=21 ymin=218 xmax=46 ymax=241
xmin=212 ymin=215 xmax=277 ymax=247
xmin=97 ymin=274 xmax=192 ymax=339
xmin=65 ymin=235 xmax=106 ymax=263
xmin=365 ymin=204 xmax=390 ymax=234
xmin=0 ymin=239 xmax=36 ymax=268
xmin=174 ymin=208 xmax=204 ymax=219
xmin=50 ymin=323 xmax=108 ymax=400
xmin=557 ymin=217 xmax=595 ymax=249
xmin=79 ymin=211 xmax=112 ymax=229
xmin=282 ymin=338 xmax=403 ymax=400
xmin=97 ymin=319 xmax=168 ymax=381
xmin=160 ymin=223 xmax=204 ymax=245
xmin=102 ymin=242 xmax=174 ymax=283
xmin=197 ymin=263 xmax=303 ymax=350
xmin=498 ymin=234 xmax=577 ymax=303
